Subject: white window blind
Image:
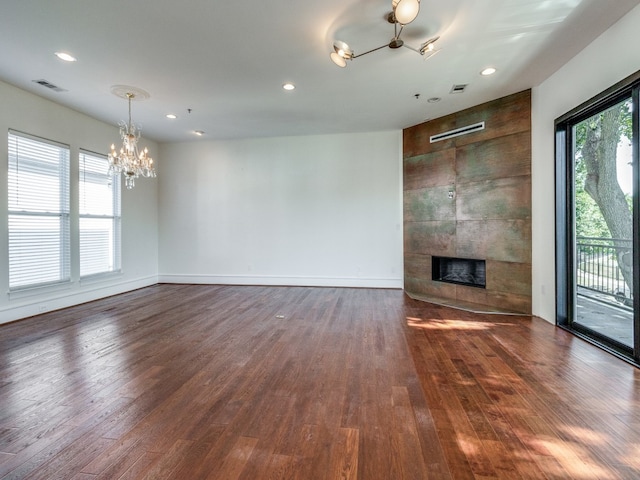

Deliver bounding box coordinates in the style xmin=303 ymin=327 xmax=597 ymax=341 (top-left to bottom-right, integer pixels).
xmin=79 ymin=150 xmax=121 ymax=277
xmin=8 ymin=130 xmax=70 ymax=290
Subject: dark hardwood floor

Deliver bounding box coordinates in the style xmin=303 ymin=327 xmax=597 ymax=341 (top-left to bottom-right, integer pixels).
xmin=0 ymin=284 xmax=639 ymax=479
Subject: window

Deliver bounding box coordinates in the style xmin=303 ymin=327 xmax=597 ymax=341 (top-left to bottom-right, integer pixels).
xmin=79 ymin=150 xmax=121 ymax=277
xmin=8 ymin=130 xmax=70 ymax=289
xmin=555 ymin=71 xmax=640 ymax=364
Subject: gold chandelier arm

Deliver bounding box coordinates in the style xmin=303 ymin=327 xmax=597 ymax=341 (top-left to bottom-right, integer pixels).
xmin=352 ymin=43 xmax=390 ymax=59
xmin=394 ymin=22 xmax=404 ymax=40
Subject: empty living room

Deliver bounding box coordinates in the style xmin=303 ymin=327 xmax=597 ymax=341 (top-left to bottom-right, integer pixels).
xmin=1 ymin=1 xmax=640 ymax=478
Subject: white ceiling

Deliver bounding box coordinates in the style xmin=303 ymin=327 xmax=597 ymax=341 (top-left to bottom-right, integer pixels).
xmin=0 ymin=0 xmax=638 ymax=143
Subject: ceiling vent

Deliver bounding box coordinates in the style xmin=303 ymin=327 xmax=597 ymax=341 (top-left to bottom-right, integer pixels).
xmin=450 ymin=84 xmax=468 ymax=94
xmin=32 ymin=79 xmax=67 ymax=93
xmin=430 ymin=122 xmax=485 ymax=143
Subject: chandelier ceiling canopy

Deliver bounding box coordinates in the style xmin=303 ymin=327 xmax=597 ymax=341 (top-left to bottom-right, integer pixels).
xmin=330 ymin=0 xmax=439 ymax=68
xmin=108 ymin=85 xmax=156 ymax=189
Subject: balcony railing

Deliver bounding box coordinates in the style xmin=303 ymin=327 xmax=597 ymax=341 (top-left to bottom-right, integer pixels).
xmin=576 ymin=236 xmax=633 ymax=306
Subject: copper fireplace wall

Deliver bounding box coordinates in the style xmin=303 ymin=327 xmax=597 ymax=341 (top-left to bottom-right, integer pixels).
xmin=403 ymin=90 xmax=531 ymax=314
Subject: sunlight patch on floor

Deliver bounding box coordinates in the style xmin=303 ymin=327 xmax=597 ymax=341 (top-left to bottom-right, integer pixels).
xmin=406 ymin=316 xmax=516 ymax=331
xmin=621 ymin=443 xmax=640 ymax=469
xmin=535 ymin=438 xmax=615 ymax=479
xmin=558 ymin=425 xmax=609 ymax=447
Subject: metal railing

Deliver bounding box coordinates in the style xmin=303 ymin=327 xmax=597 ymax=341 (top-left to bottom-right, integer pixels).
xmin=576 ymin=236 xmax=633 ymax=305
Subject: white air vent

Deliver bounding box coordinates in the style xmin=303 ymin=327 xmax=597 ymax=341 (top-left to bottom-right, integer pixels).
xmin=430 ymin=122 xmax=485 ymax=143
xmin=450 ymin=84 xmax=468 ymax=94
xmin=32 ymin=79 xmax=67 ymax=93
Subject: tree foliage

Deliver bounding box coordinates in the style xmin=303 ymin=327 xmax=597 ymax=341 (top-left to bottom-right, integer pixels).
xmin=574 ymin=99 xmax=633 ymax=290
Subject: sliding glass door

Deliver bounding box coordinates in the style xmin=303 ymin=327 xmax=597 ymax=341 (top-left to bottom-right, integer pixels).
xmin=556 ymin=74 xmax=640 ymax=364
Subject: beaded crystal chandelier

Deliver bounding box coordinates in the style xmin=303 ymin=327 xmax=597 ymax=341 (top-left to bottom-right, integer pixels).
xmin=108 ymin=87 xmax=156 ymax=189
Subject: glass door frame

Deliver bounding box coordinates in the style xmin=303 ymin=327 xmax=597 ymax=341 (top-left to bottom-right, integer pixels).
xmin=555 ymin=70 xmax=640 ymax=365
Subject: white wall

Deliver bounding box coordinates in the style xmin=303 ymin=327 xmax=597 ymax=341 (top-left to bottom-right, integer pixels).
xmin=0 ymin=81 xmax=159 ymax=324
xmin=158 ymin=132 xmax=403 ymax=288
xmin=532 ymin=5 xmax=640 ymax=322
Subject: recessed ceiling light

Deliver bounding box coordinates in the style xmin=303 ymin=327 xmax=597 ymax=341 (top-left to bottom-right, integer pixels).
xmin=283 ymin=83 xmax=295 ymax=91
xmin=481 ymin=67 xmax=496 ymax=76
xmin=166 ymin=114 xmax=177 ymax=119
xmin=194 ymin=130 xmax=205 ymax=136
xmin=54 ymin=52 xmax=77 ymax=62
xmin=427 ymin=97 xmax=441 ymax=103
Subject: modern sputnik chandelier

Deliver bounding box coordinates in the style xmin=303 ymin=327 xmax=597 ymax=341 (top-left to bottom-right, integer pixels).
xmin=108 ymin=86 xmax=156 ymax=189
xmin=330 ymin=0 xmax=439 ymax=67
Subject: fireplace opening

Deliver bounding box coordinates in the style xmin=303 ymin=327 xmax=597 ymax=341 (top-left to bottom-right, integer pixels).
xmin=432 ymin=256 xmax=486 ymax=288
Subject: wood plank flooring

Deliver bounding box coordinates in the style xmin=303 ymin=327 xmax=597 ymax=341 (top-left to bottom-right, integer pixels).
xmin=0 ymin=284 xmax=639 ymax=479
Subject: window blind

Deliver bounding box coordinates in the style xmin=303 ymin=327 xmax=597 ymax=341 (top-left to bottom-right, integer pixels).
xmin=79 ymin=150 xmax=121 ymax=277
xmin=8 ymin=130 xmax=70 ymax=289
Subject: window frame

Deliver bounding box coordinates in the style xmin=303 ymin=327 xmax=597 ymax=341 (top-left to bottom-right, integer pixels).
xmin=7 ymin=129 xmax=71 ymax=291
xmin=78 ymin=149 xmax=122 ymax=279
xmin=554 ymin=70 xmax=640 ymax=364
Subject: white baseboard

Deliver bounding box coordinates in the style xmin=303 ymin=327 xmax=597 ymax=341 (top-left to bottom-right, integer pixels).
xmin=0 ymin=275 xmax=158 ymax=325
xmin=158 ymin=274 xmax=403 ymax=289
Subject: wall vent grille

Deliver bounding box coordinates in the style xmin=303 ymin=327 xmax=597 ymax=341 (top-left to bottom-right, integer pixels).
xmin=429 ymin=121 xmax=485 ymax=143
xmin=32 ymin=79 xmax=67 ymax=93
xmin=450 ymin=84 xmax=468 ymax=94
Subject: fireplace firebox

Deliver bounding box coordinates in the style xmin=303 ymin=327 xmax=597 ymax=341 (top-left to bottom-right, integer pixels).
xmin=432 ymin=256 xmax=486 ymax=288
